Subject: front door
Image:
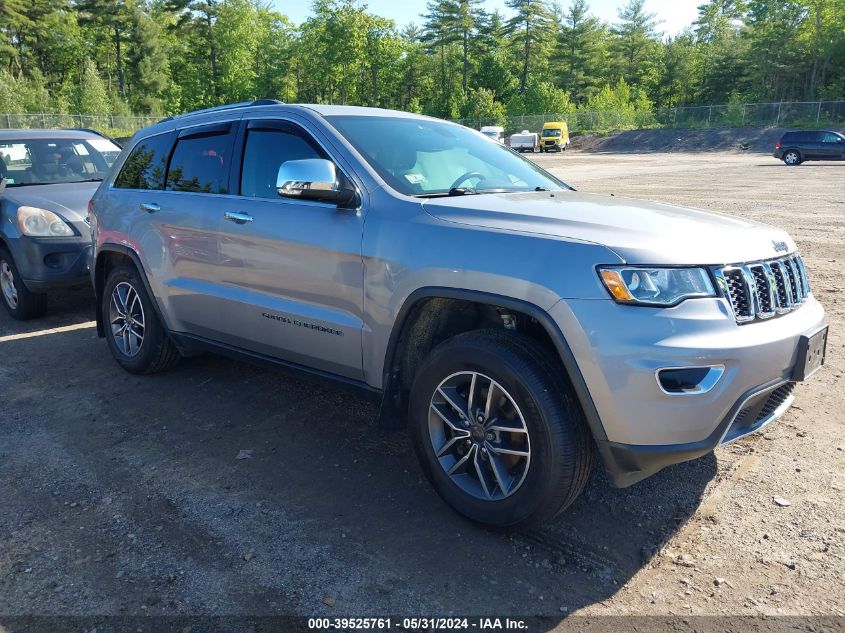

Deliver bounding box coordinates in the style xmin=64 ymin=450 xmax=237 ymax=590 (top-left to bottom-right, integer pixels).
xmin=214 ymin=118 xmax=365 ymax=380
xmin=819 ymin=132 xmax=845 ymax=160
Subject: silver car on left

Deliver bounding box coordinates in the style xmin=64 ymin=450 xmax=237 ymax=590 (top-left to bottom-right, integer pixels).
xmin=0 ymin=129 xmax=122 ymax=319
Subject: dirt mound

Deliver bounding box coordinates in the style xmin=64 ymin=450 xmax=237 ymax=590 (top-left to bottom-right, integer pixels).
xmin=575 ymin=126 xmax=796 ymax=154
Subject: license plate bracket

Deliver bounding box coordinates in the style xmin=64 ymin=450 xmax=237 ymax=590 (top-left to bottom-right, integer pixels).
xmin=793 ymin=325 xmax=828 ymax=381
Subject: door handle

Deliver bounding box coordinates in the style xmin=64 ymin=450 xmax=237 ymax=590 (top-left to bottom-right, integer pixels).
xmin=140 ymin=202 xmax=160 ymax=213
xmin=224 ymin=211 xmax=254 ymax=224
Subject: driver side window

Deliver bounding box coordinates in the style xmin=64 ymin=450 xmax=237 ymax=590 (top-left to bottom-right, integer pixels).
xmin=240 ymin=127 xmax=324 ymax=199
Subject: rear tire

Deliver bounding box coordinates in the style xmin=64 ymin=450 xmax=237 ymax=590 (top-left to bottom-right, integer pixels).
xmin=102 ymin=265 xmax=180 ymax=374
xmin=783 ymin=150 xmax=802 ymax=166
xmin=409 ymin=329 xmax=593 ymax=530
xmin=0 ymin=246 xmax=47 ymax=320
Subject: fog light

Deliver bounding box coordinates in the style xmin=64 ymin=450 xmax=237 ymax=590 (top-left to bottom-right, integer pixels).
xmin=44 ymin=253 xmax=65 ymax=269
xmin=657 ymin=366 xmax=724 ymax=395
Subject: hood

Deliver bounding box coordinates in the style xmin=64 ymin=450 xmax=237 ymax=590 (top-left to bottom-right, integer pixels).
xmin=3 ymin=182 xmax=100 ymax=224
xmin=422 ymin=190 xmax=796 ymax=265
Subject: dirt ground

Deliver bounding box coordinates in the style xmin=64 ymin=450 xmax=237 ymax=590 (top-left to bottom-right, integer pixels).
xmin=571 ymin=126 xmax=796 ymax=153
xmin=1 ymin=150 xmax=843 ymax=628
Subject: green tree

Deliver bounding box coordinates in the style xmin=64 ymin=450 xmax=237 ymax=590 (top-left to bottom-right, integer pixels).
xmin=76 ymin=0 xmax=133 ymax=98
xmin=461 ymin=86 xmax=507 ymax=124
xmin=555 ymin=0 xmax=609 ymax=102
xmin=505 ymin=0 xmax=556 ymax=93
xmin=611 ymin=0 xmax=663 ymax=95
xmin=127 ymin=6 xmax=171 ymax=112
xmin=253 ymin=8 xmax=296 ymax=102
xmin=73 ymin=57 xmax=110 ymax=113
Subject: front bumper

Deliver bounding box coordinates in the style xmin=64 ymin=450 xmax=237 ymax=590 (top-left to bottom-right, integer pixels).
xmin=7 ymin=236 xmax=92 ymax=292
xmin=552 ymin=295 xmax=826 ymax=486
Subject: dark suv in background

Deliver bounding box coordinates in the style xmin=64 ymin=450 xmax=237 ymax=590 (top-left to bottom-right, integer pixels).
xmin=774 ymin=130 xmax=845 ymax=165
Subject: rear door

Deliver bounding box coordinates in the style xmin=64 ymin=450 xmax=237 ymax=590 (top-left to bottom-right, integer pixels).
xmin=804 ymin=131 xmax=826 ymax=159
xmin=213 ymin=117 xmax=365 ymax=379
xmin=106 ymin=120 xmax=240 ymax=339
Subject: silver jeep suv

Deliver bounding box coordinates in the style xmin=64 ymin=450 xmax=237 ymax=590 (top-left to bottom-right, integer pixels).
xmin=89 ymin=101 xmax=828 ymax=529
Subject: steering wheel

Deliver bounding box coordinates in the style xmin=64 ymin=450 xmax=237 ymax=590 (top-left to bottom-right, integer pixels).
xmin=450 ymin=171 xmax=486 ymax=190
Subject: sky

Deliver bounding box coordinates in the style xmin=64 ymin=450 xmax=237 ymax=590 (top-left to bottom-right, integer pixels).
xmin=270 ymin=0 xmax=703 ymax=38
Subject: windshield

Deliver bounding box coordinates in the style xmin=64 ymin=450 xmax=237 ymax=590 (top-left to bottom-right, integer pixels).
xmin=542 ymin=129 xmax=561 ymax=137
xmin=0 ymin=136 xmax=122 ymax=187
xmin=326 ymin=116 xmax=566 ymax=196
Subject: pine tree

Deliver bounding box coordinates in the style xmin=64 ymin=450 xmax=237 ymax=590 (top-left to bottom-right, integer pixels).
xmin=74 ymin=57 xmax=110 ymax=114
xmin=555 ymin=0 xmax=608 ymax=102
xmin=504 ymin=0 xmax=556 ymax=93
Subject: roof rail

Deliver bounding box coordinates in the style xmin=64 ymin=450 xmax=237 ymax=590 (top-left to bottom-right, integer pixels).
xmin=250 ymin=98 xmax=284 ymax=106
xmin=158 ymin=98 xmax=285 ymax=123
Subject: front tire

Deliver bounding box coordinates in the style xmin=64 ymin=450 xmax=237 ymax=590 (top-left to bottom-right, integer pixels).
xmin=102 ymin=265 xmax=179 ymax=374
xmin=0 ymin=246 xmax=47 ymax=320
xmin=409 ymin=329 xmax=593 ymax=530
xmin=783 ymin=150 xmax=802 ymax=165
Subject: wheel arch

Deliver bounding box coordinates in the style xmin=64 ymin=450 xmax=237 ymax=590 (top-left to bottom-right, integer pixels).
xmin=378 ymin=287 xmax=607 ymax=444
xmin=94 ymin=244 xmax=163 ymax=338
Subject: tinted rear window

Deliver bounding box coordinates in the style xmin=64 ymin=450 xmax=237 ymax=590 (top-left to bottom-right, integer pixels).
xmin=166 ymin=131 xmax=232 ymax=194
xmin=114 ymin=133 xmax=173 ymax=190
xmin=783 ymin=131 xmax=822 ymax=143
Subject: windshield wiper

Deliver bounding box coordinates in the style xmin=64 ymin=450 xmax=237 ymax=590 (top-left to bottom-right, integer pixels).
xmin=447 ymin=187 xmax=477 ymax=196
xmin=415 ymin=186 xmax=543 ymax=198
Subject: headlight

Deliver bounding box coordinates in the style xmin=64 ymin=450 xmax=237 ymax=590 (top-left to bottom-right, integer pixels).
xmin=17 ymin=206 xmax=74 ymax=237
xmin=598 ymin=266 xmax=715 ymax=306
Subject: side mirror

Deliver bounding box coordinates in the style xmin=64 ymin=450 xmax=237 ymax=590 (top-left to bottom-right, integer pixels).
xmin=276 ymin=159 xmax=357 ymax=207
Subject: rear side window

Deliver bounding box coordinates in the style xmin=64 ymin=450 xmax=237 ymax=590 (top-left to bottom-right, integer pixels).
xmin=240 ymin=127 xmax=324 ymax=199
xmin=166 ymin=126 xmax=234 ymax=194
xmin=114 ymin=133 xmax=173 ymax=190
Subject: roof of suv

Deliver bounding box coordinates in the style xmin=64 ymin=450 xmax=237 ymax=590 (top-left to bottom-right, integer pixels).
xmin=147 ymin=101 xmax=433 ymax=137
xmin=0 ymin=129 xmax=109 ymax=140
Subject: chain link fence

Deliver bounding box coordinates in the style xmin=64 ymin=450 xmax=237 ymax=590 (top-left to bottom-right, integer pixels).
xmin=1 ymin=100 xmax=843 ymax=137
xmin=454 ymin=100 xmax=845 ymax=135
xmin=0 ymin=113 xmax=160 ymax=137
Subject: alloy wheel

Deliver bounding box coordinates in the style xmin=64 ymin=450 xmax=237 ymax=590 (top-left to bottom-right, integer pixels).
xmin=0 ymin=259 xmax=18 ymax=310
xmin=784 ymin=151 xmax=799 ymax=165
xmin=109 ymin=281 xmax=146 ymax=357
xmin=428 ymin=371 xmax=531 ymax=501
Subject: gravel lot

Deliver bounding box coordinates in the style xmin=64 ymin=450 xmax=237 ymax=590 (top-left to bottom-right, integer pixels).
xmin=1 ymin=150 xmax=843 ymax=625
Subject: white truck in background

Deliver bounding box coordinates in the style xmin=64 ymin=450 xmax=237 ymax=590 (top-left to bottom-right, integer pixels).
xmin=479 ymin=126 xmax=504 ymax=143
xmin=509 ymin=130 xmax=539 ymax=153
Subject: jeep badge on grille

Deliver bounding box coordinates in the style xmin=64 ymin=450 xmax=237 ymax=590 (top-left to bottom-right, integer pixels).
xmin=772 ymin=240 xmax=789 ymax=253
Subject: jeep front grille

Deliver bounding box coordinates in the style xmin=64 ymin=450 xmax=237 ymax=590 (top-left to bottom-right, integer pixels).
xmin=713 ymin=254 xmax=810 ymax=324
